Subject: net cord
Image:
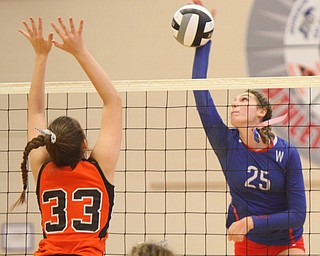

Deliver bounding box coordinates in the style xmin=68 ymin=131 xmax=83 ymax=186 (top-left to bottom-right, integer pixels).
xmin=1 ymin=76 xmax=319 ymax=94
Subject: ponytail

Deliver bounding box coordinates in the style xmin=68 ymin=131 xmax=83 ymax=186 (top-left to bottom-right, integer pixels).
xmin=10 ymin=134 xmax=50 ymax=211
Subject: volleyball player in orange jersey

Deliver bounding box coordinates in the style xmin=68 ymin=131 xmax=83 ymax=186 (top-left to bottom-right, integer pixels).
xmin=13 ymin=17 xmax=122 ymax=255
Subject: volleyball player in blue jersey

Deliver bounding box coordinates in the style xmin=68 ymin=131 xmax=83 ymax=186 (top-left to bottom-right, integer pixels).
xmin=191 ymin=1 xmax=306 ymax=255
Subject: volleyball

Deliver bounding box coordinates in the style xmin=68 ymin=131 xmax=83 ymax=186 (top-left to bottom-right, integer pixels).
xmin=171 ymin=4 xmax=214 ymax=47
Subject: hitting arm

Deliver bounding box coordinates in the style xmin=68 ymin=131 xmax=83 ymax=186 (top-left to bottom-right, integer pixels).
xmin=192 ymin=41 xmax=230 ymax=153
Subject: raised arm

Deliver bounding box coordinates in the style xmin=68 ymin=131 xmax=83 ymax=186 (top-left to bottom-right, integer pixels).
xmin=192 ymin=41 xmax=223 ymax=128
xmin=19 ymin=17 xmax=53 ymax=180
xmin=192 ymin=41 xmax=232 ymax=156
xmin=51 ymin=17 xmax=122 ymax=184
xmin=190 ymin=1 xmax=223 ymax=125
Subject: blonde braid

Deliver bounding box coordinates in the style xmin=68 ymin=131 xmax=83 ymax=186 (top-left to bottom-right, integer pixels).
xmin=258 ymin=126 xmax=273 ymax=145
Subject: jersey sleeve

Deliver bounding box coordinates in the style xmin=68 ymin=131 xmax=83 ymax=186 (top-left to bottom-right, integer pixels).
xmin=192 ymin=41 xmax=230 ymax=154
xmin=252 ymin=146 xmax=306 ymax=230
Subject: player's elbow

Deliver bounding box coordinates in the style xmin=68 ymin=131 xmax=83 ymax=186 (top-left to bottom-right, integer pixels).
xmin=290 ymin=210 xmax=306 ymax=228
xmin=113 ymin=93 xmax=122 ymax=107
xmin=105 ymin=92 xmax=122 ymax=109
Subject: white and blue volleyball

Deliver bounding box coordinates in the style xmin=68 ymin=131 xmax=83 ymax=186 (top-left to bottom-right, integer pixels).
xmin=171 ymin=4 xmax=214 ymax=47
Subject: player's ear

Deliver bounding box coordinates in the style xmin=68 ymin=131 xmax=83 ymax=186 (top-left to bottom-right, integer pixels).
xmin=257 ymin=107 xmax=267 ymax=119
xmin=82 ymin=138 xmax=88 ymax=150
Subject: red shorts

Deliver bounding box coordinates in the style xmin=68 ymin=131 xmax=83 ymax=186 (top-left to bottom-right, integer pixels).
xmin=234 ymin=236 xmax=305 ymax=256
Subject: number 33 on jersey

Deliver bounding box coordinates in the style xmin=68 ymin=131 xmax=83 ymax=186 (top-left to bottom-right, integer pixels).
xmin=37 ymin=159 xmax=114 ymax=240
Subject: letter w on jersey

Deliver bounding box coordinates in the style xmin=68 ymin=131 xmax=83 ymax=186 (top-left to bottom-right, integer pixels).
xmin=276 ymin=150 xmax=284 ymax=163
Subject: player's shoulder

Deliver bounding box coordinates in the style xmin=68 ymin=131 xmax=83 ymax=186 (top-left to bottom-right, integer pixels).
xmin=273 ymin=136 xmax=298 ymax=152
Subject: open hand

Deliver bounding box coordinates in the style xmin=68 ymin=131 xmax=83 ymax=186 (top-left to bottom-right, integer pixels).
xmin=19 ymin=17 xmax=53 ymax=56
xmin=51 ymin=17 xmax=86 ymax=56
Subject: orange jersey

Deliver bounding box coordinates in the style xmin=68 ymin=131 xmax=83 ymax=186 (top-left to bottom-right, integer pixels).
xmin=35 ymin=159 xmax=114 ymax=256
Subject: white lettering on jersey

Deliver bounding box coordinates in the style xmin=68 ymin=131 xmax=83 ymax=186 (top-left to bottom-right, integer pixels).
xmin=245 ymin=166 xmax=270 ymax=191
xmin=275 ymin=150 xmax=284 ymax=163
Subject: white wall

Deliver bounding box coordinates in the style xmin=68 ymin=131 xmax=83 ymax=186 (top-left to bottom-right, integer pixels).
xmin=0 ymin=0 xmax=252 ymax=83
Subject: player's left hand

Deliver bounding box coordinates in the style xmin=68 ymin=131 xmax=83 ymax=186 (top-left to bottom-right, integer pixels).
xmin=51 ymin=17 xmax=86 ymax=56
xmin=228 ymin=217 xmax=254 ymax=242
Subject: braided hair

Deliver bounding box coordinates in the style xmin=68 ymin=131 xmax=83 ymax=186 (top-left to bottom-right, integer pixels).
xmin=11 ymin=116 xmax=86 ymax=210
xmin=10 ymin=134 xmax=50 ymax=210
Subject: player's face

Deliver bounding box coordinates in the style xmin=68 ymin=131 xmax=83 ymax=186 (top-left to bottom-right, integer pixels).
xmin=230 ymin=92 xmax=264 ymax=128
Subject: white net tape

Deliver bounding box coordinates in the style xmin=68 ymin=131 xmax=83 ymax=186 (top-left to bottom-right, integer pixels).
xmin=1 ymin=76 xmax=320 ymax=94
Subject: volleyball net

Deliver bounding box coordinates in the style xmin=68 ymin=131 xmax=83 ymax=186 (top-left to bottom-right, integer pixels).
xmin=0 ymin=76 xmax=319 ymax=255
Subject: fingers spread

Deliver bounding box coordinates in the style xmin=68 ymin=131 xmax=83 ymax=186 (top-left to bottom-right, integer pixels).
xmin=58 ymin=17 xmax=69 ymax=34
xmin=69 ymin=17 xmax=75 ymax=33
xmin=77 ymin=19 xmax=84 ymax=35
xmin=38 ymin=17 xmax=43 ymax=35
xmin=30 ymin=17 xmax=37 ymax=35
xmin=21 ymin=20 xmax=33 ymax=37
xmin=50 ymin=21 xmax=63 ymax=38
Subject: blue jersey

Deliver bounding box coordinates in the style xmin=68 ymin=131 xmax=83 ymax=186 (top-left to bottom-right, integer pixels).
xmin=192 ymin=41 xmax=306 ymax=246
